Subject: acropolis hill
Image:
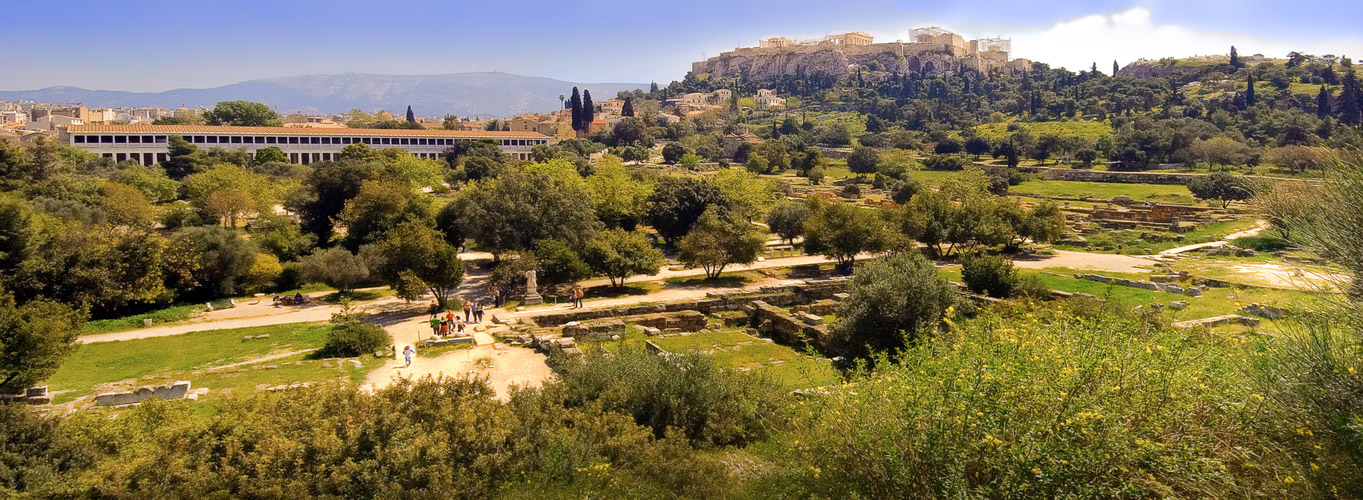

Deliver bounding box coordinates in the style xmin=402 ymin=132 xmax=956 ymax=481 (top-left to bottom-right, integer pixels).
xmin=692 ymin=27 xmax=1032 ymax=79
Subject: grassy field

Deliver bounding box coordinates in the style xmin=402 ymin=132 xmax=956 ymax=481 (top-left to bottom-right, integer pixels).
xmin=1056 ymin=219 xmax=1261 ymax=255
xmin=84 ymin=304 xmax=206 ymax=334
xmin=652 ymin=328 xmax=841 ymax=390
xmin=1011 ymin=179 xmax=1195 ymax=204
xmin=973 ymin=120 xmax=1113 ymax=142
xmin=48 ymin=322 xmax=384 ymax=404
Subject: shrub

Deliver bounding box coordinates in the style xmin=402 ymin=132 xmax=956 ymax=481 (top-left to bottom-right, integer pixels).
xmin=322 ymin=320 xmax=390 ymax=357
xmin=807 ymin=166 xmax=825 ymax=185
xmin=961 ymin=253 xmax=1019 ymax=298
xmin=922 ymin=154 xmax=970 ymax=171
xmin=830 ymin=252 xmax=956 ymax=357
xmin=552 ymin=346 xmax=786 ymax=447
xmin=840 ymin=184 xmax=862 ymax=198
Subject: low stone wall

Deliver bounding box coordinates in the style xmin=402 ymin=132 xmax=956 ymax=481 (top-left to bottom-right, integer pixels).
xmin=422 ymin=336 xmax=474 ymax=347
xmin=624 ymin=311 xmax=707 ymax=331
xmin=95 ymin=381 xmax=191 ymax=406
xmin=562 ymin=318 xmax=626 ymax=341
xmin=0 ymin=386 xmax=52 ymax=405
xmin=744 ymin=300 xmax=831 ymax=350
xmin=1074 ymin=273 xmax=1203 ymax=297
xmin=1172 ymin=314 xmax=1260 ymax=329
xmin=529 ymin=279 xmax=850 ymax=327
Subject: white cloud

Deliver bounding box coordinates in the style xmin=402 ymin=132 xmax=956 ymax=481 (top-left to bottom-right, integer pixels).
xmin=1006 ymin=7 xmax=1363 ymax=72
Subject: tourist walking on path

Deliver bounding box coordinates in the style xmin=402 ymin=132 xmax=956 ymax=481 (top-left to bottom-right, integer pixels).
xmin=473 ymin=301 xmax=484 ymax=323
xmin=403 ymin=345 xmax=414 ymax=367
xmin=463 ymin=299 xmax=473 ymax=322
xmin=428 ymin=314 xmax=441 ymax=337
xmin=489 ymin=284 xmax=502 ymax=308
xmin=572 ymin=285 xmax=585 ymax=308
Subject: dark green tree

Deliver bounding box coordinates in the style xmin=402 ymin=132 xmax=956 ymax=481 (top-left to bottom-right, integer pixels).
xmin=570 ymin=87 xmax=583 ymax=132
xmin=678 ymin=207 xmax=765 ymax=279
xmin=1113 ymin=60 xmax=1120 ymax=77
xmin=1338 ymin=71 xmax=1362 ymax=126
xmin=621 ymin=98 xmax=635 ymax=117
xmin=644 ymin=176 xmax=731 ymax=244
xmin=374 ymin=219 xmax=464 ymax=307
xmin=1246 ymin=73 xmax=1257 ymax=107
xmin=581 ymin=228 xmax=663 ymax=288
xmin=163 ymin=226 xmax=257 ymax=299
xmin=1318 ymin=85 xmax=1332 ymax=119
xmin=253 ymin=146 xmax=288 ymax=165
xmin=1230 ymin=46 xmax=1242 ymax=68
xmin=203 ymin=100 xmax=282 ymax=127
xmin=582 ymin=89 xmax=595 ymax=128
xmin=405 ymin=105 xmax=416 ymax=124
xmin=828 ymin=252 xmax=954 ymax=358
xmin=0 ymin=288 xmax=84 ymax=391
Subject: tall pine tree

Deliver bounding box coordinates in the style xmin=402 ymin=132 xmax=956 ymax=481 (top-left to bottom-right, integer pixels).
xmin=582 ymin=89 xmax=595 ymax=128
xmin=1113 ymin=60 xmax=1120 ymax=77
xmin=405 ymin=105 xmax=416 ymax=124
xmin=621 ymin=98 xmax=634 ymax=117
xmin=1317 ymin=85 xmax=1331 ymax=119
xmin=1230 ymin=46 xmax=1241 ymax=68
xmin=570 ymin=87 xmax=583 ymax=132
xmin=1338 ymin=71 xmax=1362 ymax=126
xmin=1245 ymin=73 xmax=1257 ymax=107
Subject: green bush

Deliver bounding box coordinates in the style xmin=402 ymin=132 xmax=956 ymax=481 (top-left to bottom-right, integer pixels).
xmin=777 ymin=305 xmax=1309 ymax=498
xmin=552 ymin=346 xmax=786 ymax=448
xmin=831 ymin=253 xmax=957 ymax=358
xmin=1231 ymin=235 xmax=1293 ymax=252
xmin=321 ymin=321 xmax=389 ymax=357
xmin=961 ymin=253 xmax=1019 ymax=298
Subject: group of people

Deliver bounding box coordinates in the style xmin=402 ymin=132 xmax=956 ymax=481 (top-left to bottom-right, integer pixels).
xmin=271 ymin=293 xmax=307 ymax=307
xmin=428 ymin=299 xmax=485 ymax=338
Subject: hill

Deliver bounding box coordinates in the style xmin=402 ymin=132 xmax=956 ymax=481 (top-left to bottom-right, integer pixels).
xmin=0 ymin=73 xmax=647 ymax=118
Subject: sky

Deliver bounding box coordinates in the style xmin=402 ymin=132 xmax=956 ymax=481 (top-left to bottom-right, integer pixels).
xmin=2 ymin=0 xmax=1361 ymax=92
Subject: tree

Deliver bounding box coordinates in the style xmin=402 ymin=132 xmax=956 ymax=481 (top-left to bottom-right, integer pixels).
xmin=374 ymin=220 xmax=464 ymax=307
xmin=1318 ymin=85 xmax=1332 ymax=119
xmin=1269 ymin=145 xmax=1326 ymax=172
xmin=964 ymin=136 xmax=991 ymax=159
xmin=249 ymin=215 xmax=316 ymax=261
xmin=203 ymin=100 xmax=282 ymax=127
xmin=1076 ymin=149 xmax=1098 ymax=166
xmin=162 ymin=136 xmax=208 ymax=179
xmin=1254 ymin=180 xmax=1313 ymax=239
xmin=164 ymin=226 xmax=257 ymax=299
xmin=621 ymin=98 xmax=635 ymax=117
xmin=612 ymin=117 xmax=651 ymax=146
xmin=645 ymin=175 xmax=731 ymax=244
xmin=582 ymin=89 xmax=595 ymax=129
xmin=253 ymin=146 xmax=288 ymax=166
xmin=1337 ymin=71 xmax=1361 ymax=126
xmin=586 ymin=156 xmax=653 ymax=230
xmin=405 ymin=105 xmax=416 ymax=124
xmin=661 ymin=143 xmax=687 ymax=164
xmin=828 ymin=252 xmax=954 ymax=358
xmin=184 ymin=163 xmax=276 ymax=223
xmin=300 ymin=247 xmax=371 ymax=294
xmin=846 ymin=146 xmax=879 ymax=176
xmin=300 ymin=160 xmax=382 ymax=242
xmin=1246 ymin=73 xmax=1257 ymax=107
xmin=442 ymin=114 xmax=460 ymax=130
xmin=581 ymin=228 xmax=664 ymax=288
xmin=1113 ymin=60 xmax=1120 ymax=77
xmin=1188 ymin=171 xmax=1255 ymax=208
xmin=1188 ymin=137 xmax=1253 ymax=167
xmin=336 ymin=180 xmax=433 ymax=248
xmin=0 ymin=288 xmax=84 ymax=391
xmin=0 ymin=195 xmax=35 ymax=270
xmin=678 ymin=207 xmax=765 ymax=279
xmin=451 ymin=160 xmax=600 ymax=257
xmin=933 ymin=138 xmax=962 ymax=155
xmin=531 ymin=239 xmax=592 ymax=286
xmin=802 ymin=200 xmax=889 ymax=268
xmin=765 ymin=201 xmax=810 ymax=244
xmin=570 ymin=87 xmax=583 ymax=132
xmin=204 ymin=188 xmax=253 ymax=227
xmin=1229 ymin=45 xmax=1242 ymax=68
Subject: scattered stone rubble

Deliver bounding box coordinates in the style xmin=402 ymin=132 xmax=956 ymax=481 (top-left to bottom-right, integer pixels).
xmin=94 ymin=381 xmax=192 ymax=406
xmin=1074 ymin=273 xmax=1204 ymax=297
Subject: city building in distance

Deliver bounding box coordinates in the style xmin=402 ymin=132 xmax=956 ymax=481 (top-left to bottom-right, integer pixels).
xmin=61 ymin=124 xmax=550 ymax=165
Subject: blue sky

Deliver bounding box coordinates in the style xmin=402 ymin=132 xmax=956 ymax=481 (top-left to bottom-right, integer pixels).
xmin=2 ymin=0 xmax=1361 ymax=91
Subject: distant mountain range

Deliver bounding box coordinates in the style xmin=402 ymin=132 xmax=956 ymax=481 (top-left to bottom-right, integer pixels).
xmin=0 ymin=73 xmax=649 ymax=118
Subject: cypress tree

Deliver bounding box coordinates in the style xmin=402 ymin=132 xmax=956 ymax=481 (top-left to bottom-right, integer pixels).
xmin=1338 ymin=71 xmax=1362 ymax=126
xmin=621 ymin=98 xmax=634 ymax=117
xmin=1113 ymin=60 xmax=1120 ymax=77
xmin=582 ymin=89 xmax=595 ymax=128
xmin=650 ymin=81 xmax=659 ymax=93
xmin=405 ymin=105 xmax=416 ymax=124
xmin=1317 ymin=85 xmax=1331 ymax=119
xmin=1090 ymin=62 xmax=1098 ymax=75
xmin=1230 ymin=46 xmax=1241 ymax=68
xmin=1246 ymin=73 xmax=1257 ymax=107
xmin=570 ymin=87 xmax=583 ymax=132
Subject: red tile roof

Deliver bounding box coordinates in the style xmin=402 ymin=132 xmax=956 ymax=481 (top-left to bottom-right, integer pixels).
xmin=68 ymin=124 xmax=546 ymax=138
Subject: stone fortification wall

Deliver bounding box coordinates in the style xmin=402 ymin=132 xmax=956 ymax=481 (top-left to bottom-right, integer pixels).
xmin=692 ymin=42 xmax=1023 ymax=79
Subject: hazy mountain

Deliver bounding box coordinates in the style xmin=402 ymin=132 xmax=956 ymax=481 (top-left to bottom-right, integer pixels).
xmin=0 ymin=73 xmax=648 ymax=118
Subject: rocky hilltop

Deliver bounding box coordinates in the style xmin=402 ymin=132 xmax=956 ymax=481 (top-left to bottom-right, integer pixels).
xmin=692 ymin=43 xmax=1030 ymax=79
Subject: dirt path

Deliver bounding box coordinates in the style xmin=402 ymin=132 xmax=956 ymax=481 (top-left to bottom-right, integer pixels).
xmin=78 ymin=296 xmax=421 ymax=344
xmin=363 ymin=343 xmax=552 ymax=401
xmin=1013 ymin=249 xmax=1156 ymax=274
xmin=1159 ymin=220 xmax=1269 ymax=256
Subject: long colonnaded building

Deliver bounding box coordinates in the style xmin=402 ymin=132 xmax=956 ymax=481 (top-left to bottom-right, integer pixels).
xmin=60 ymin=124 xmax=551 ymax=165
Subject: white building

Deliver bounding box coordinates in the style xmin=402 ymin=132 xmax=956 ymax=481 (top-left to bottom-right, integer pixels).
xmin=28 ymin=114 xmax=83 ymax=131
xmin=755 ymin=89 xmax=785 ymax=108
xmin=62 ymin=124 xmax=550 ymax=165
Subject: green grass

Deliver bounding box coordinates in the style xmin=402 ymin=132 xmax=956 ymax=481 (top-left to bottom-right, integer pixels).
xmin=48 ymin=322 xmax=340 ymax=403
xmin=1011 ymin=179 xmax=1195 ymax=204
xmin=84 ymin=304 xmax=205 ymax=334
xmin=1058 ymin=219 xmax=1261 ymax=255
xmin=973 ymin=120 xmax=1113 ymax=142
xmin=652 ymin=328 xmax=841 ymax=390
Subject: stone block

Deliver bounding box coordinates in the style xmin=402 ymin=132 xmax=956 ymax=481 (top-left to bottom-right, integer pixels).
xmin=1169 ymin=300 xmax=1189 ymax=310
xmin=797 ymin=312 xmax=824 ymax=325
